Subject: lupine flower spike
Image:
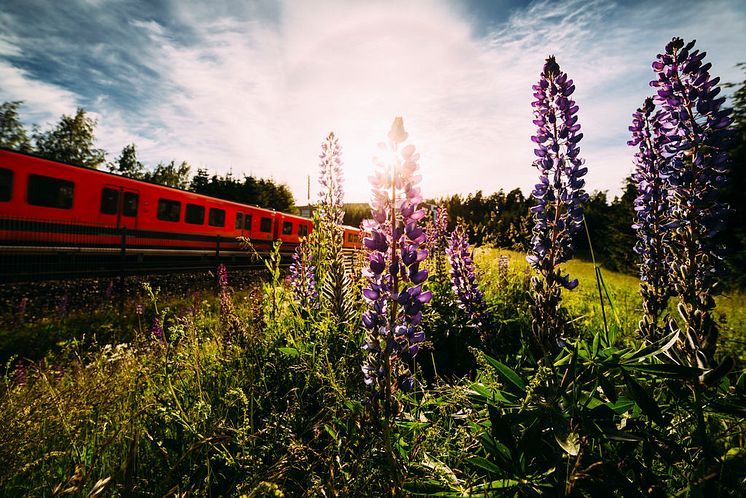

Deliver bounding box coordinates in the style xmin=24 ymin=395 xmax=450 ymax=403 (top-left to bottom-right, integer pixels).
xmin=317 ymin=131 xmax=345 ymax=248
xmin=629 ymin=97 xmax=673 ymax=342
xmin=361 ymin=117 xmax=431 ymax=400
xmin=528 ymin=56 xmax=588 ymax=355
xmin=425 ymin=206 xmax=449 ymax=280
xmin=650 ymin=37 xmax=732 ymax=367
xmin=288 ymin=239 xmax=319 ymax=311
xmin=446 ymin=224 xmax=491 ymax=328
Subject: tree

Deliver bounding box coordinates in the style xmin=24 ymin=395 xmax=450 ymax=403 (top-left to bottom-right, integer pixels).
xmin=33 ymin=108 xmax=106 ymax=168
xmin=188 ymin=170 xmax=295 ymax=212
xmin=721 ymin=62 xmax=746 ymax=287
xmin=143 ymin=160 xmax=191 ymax=189
xmin=109 ymin=143 xmax=145 ymax=179
xmin=189 ymin=168 xmax=210 ymax=193
xmin=0 ymin=101 xmax=32 ymax=151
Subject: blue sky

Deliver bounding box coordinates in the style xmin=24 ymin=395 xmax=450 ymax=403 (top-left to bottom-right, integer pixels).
xmin=1 ymin=0 xmax=744 ymax=203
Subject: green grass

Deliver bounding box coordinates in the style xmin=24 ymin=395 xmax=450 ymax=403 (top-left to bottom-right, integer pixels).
xmin=1 ymin=246 xmax=744 ymax=495
xmin=475 ymin=247 xmax=746 ymax=364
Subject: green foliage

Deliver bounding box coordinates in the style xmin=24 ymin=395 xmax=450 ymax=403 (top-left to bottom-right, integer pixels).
xmin=33 ymin=108 xmax=106 ymax=169
xmin=437 ymin=184 xmax=639 ymax=277
xmin=1 ymin=248 xmax=744 ymax=495
xmin=142 ymin=160 xmax=192 ymax=189
xmin=0 ymin=101 xmax=31 ymax=151
xmin=342 ymin=203 xmax=370 ymax=228
xmin=438 ymin=188 xmax=531 ymax=249
xmin=721 ymin=63 xmax=746 ymax=288
xmin=190 ymin=169 xmax=296 ymax=212
xmin=457 ymin=330 xmax=746 ymax=497
xmin=321 ymin=253 xmax=359 ymax=328
xmin=108 ymin=143 xmax=145 ymax=179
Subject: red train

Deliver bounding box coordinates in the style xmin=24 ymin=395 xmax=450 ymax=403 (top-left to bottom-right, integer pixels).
xmin=0 ymin=149 xmax=362 ymax=266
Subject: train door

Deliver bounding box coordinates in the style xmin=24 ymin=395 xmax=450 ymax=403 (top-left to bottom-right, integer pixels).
xmin=120 ymin=188 xmax=139 ymax=230
xmin=98 ymin=185 xmax=139 ymax=229
xmin=243 ymin=212 xmax=253 ymax=239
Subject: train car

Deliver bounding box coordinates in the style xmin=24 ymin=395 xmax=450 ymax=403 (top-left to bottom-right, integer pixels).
xmin=0 ymin=148 xmax=365 ymax=283
xmin=0 ymin=149 xmax=324 ymax=259
xmin=342 ymin=225 xmax=363 ymax=250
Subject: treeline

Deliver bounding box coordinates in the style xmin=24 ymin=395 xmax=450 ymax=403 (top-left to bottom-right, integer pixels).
xmin=0 ymin=102 xmax=295 ymax=212
xmin=427 ymin=185 xmax=637 ymax=274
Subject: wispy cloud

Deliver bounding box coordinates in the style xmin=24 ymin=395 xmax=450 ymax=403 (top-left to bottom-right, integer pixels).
xmin=0 ymin=0 xmax=744 ymax=203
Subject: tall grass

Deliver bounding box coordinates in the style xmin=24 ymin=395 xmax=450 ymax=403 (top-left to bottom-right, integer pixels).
xmin=1 ymin=248 xmax=744 ymax=495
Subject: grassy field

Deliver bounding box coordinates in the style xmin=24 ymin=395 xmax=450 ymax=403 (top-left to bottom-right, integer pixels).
xmin=1 ymin=246 xmax=744 ymax=495
xmin=476 ymin=247 xmax=746 ymax=364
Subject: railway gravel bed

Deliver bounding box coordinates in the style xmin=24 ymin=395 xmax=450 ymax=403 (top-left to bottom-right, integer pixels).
xmin=0 ymin=266 xmax=272 ymax=325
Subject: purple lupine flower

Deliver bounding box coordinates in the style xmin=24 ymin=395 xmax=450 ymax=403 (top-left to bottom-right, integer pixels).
xmin=528 ymin=56 xmax=588 ymax=353
xmin=17 ymin=297 xmax=28 ymax=323
xmin=150 ymin=317 xmax=164 ymax=343
xmin=288 ymin=239 xmax=319 ymax=310
xmin=446 ymin=224 xmax=491 ymax=327
xmin=650 ymin=37 xmax=732 ymax=366
xmin=57 ymin=294 xmax=70 ymax=320
xmin=135 ymin=304 xmax=144 ymax=316
xmin=217 ymin=263 xmax=228 ymax=289
xmin=217 ymin=263 xmax=230 ymax=317
xmin=425 ymin=206 xmax=449 ymax=279
xmin=217 ymin=263 xmax=227 ymax=316
xmin=629 ymin=97 xmax=673 ymax=341
xmin=497 ymin=255 xmax=509 ymax=282
xmin=361 ymin=117 xmax=431 ymax=395
xmin=104 ymin=280 xmax=114 ymax=301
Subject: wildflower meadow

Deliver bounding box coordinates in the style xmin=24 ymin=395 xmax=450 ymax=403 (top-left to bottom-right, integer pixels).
xmin=1 ymin=37 xmax=746 ymax=497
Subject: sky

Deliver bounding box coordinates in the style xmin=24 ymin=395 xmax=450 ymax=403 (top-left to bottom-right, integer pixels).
xmin=1 ymin=0 xmax=745 ymax=204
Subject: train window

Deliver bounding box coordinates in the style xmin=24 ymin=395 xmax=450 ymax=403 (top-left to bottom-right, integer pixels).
xmin=259 ymin=217 xmax=272 ymax=232
xmin=244 ymin=214 xmax=252 ymax=230
xmin=298 ymin=224 xmax=308 ymax=237
xmin=282 ymin=221 xmax=293 ymax=235
xmin=100 ymin=188 xmax=119 ymax=214
xmin=157 ymin=198 xmax=181 ymax=222
xmin=235 ymin=212 xmax=243 ymax=229
xmin=185 ymin=203 xmax=205 ymax=225
xmin=123 ymin=192 xmax=138 ymax=217
xmin=27 ymin=174 xmax=74 ymax=209
xmin=208 ymin=208 xmax=225 ymax=227
xmin=0 ymin=168 xmax=13 ymax=202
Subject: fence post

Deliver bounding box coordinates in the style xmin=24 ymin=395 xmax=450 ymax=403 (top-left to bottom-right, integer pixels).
xmin=216 ymin=234 xmax=221 ymax=261
xmin=119 ymin=226 xmax=126 ymax=313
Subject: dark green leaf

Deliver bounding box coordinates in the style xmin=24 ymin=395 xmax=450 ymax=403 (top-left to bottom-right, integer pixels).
xmin=623 ymin=362 xmax=700 ymax=379
xmin=623 ymin=372 xmax=665 ymax=426
xmin=483 ymin=355 xmax=526 ymax=393
xmin=468 ymin=456 xmax=502 ymax=474
xmin=622 ymin=330 xmax=679 ymax=361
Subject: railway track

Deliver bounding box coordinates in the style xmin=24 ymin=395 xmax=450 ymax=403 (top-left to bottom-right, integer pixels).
xmin=1 ymin=245 xmax=360 ymax=283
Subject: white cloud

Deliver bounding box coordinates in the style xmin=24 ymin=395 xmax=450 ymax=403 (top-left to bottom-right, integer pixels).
xmin=0 ymin=62 xmax=79 ymax=125
xmin=1 ymin=0 xmax=744 ymax=204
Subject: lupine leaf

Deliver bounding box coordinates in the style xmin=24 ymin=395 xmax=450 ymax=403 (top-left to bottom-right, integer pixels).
xmin=483 ymin=355 xmax=526 ymax=393
xmin=623 ymin=372 xmax=665 ymax=426
xmin=622 ymin=362 xmax=700 ymax=379
xmin=468 ymin=456 xmax=503 ymax=474
xmin=622 ymin=330 xmax=679 ymax=361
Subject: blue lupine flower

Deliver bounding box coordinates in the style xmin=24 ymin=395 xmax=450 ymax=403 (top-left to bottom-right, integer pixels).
xmin=361 ymin=117 xmax=431 ymax=394
xmin=528 ymin=56 xmax=588 ymax=354
xmin=446 ymin=224 xmax=491 ymax=328
xmin=629 ymin=97 xmax=673 ymax=340
xmin=650 ymin=37 xmax=732 ymax=365
xmin=288 ymin=239 xmax=319 ymax=310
